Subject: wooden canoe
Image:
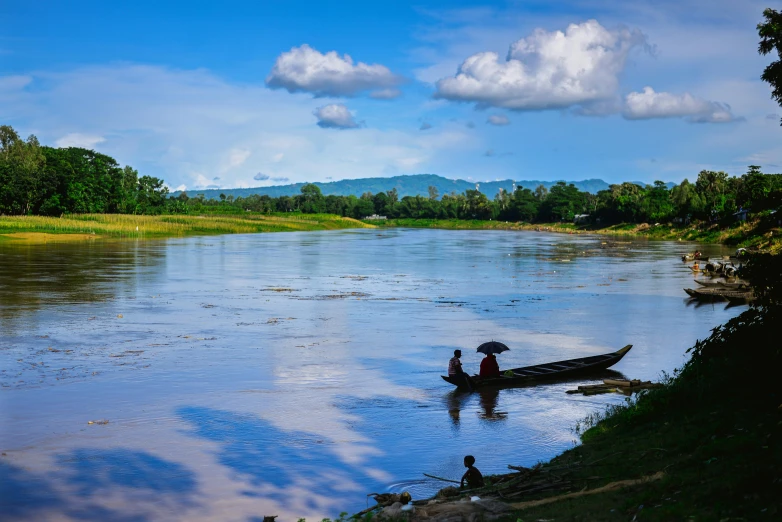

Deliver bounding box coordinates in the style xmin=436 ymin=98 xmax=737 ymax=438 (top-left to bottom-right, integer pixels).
xmin=441 ymin=345 xmax=633 ymax=390
xmin=694 ymin=279 xmax=748 ymax=288
xmin=684 ymin=287 xmax=753 ymax=301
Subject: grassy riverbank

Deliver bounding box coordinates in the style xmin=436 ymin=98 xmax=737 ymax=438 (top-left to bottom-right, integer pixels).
xmin=367 ymin=217 xmax=782 ymax=253
xmin=0 ymin=213 xmax=373 ymax=241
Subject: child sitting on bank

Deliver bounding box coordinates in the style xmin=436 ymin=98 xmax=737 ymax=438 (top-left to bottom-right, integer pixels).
xmin=460 ymin=455 xmax=485 ymax=489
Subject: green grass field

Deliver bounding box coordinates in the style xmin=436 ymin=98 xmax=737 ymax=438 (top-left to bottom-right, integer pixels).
xmin=0 ymin=213 xmax=373 ymax=240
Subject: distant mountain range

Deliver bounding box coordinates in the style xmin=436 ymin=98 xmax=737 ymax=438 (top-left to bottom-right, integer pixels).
xmin=175 ymin=174 xmax=674 ymax=200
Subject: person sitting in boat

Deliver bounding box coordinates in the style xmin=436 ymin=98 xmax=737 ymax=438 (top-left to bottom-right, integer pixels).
xmin=694 ymin=250 xmax=702 ymax=259
xmin=693 ymin=260 xmax=700 ymax=270
xmin=479 ymin=353 xmax=501 ymax=379
xmin=461 ymin=455 xmax=484 ymax=489
xmin=448 ymin=350 xmax=474 ymax=388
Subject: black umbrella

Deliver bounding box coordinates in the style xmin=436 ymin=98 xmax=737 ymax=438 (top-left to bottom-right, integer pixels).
xmin=476 ymin=341 xmax=510 ymax=355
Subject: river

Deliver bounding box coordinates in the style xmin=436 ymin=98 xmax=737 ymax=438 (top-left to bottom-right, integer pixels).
xmin=0 ymin=229 xmax=743 ymax=521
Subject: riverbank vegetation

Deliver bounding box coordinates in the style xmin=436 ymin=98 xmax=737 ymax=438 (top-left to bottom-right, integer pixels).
xmin=3 ymin=122 xmax=780 ymax=247
xmin=2 ymin=122 xmax=781 ymax=228
xmin=371 ymin=215 xmax=782 ymax=253
xmin=2 ymin=118 xmax=781 ymax=250
xmin=0 ymin=213 xmax=371 ymax=241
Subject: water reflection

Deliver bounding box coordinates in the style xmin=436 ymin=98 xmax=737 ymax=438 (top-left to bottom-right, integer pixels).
xmin=1 ymin=229 xmax=743 ymax=520
xmin=446 ymin=391 xmax=466 ymax=427
xmin=0 ymin=240 xmax=165 ymax=329
xmin=0 ymin=449 xmax=197 ymax=521
xmin=477 ymin=388 xmax=506 ymax=421
xmin=445 ymin=369 xmax=630 ymax=427
xmin=177 ymin=405 xmax=382 ymax=515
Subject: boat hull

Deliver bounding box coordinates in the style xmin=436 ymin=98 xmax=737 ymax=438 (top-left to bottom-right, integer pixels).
xmin=684 ymin=287 xmax=753 ymax=302
xmin=441 ymin=345 xmax=633 ymax=390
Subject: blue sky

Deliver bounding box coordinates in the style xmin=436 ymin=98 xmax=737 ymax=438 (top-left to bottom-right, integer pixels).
xmin=1 ymin=0 xmax=780 ymax=191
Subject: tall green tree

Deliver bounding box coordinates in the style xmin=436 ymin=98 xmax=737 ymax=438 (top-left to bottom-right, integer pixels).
xmin=299 ymin=183 xmax=324 ymax=213
xmin=500 ymin=187 xmax=539 ymax=222
xmin=0 ymin=127 xmax=48 ymax=215
xmin=538 ymin=182 xmax=586 ymax=222
xmin=639 ymin=181 xmax=675 ymax=222
xmin=136 ymin=175 xmax=169 ymax=214
xmin=463 ymin=189 xmax=493 ymax=219
xmin=758 ymin=8 xmax=782 ymax=124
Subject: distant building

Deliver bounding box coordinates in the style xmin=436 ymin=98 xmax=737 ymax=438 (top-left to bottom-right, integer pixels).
xmin=573 ymin=214 xmax=590 ymax=224
xmin=365 ymin=214 xmax=387 ymax=220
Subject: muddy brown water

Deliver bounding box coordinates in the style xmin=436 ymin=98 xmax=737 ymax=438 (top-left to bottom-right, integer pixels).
xmin=0 ymin=229 xmax=741 ymax=520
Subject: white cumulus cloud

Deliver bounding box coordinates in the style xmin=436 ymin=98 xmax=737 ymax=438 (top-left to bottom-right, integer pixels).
xmin=314 ymin=103 xmax=361 ymax=129
xmin=55 ymin=133 xmax=106 ymax=148
xmin=434 ymin=20 xmax=646 ymax=111
xmin=1 ymin=64 xmax=478 ymax=188
xmin=623 ymin=87 xmax=738 ymax=123
xmin=487 ymin=114 xmax=510 ymax=126
xmin=266 ymin=44 xmax=401 ymax=97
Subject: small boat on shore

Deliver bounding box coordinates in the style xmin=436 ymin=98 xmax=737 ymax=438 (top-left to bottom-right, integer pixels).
xmin=684 ymin=287 xmax=754 ymax=302
xmin=441 ymin=345 xmax=633 ymax=390
xmin=694 ymin=279 xmax=749 ymax=289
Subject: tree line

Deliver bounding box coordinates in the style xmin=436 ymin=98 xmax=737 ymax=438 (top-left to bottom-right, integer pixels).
xmin=2 ymin=123 xmax=781 ymax=225
xmin=0 ymin=125 xmax=169 ymax=216
xmin=186 ymin=168 xmax=782 ymax=226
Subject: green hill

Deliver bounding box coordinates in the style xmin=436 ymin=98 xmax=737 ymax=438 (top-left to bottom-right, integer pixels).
xmin=176 ymin=174 xmax=672 ymax=200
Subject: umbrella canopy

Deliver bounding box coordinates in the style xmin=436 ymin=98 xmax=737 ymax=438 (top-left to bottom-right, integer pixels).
xmin=476 ymin=341 xmax=510 ymax=355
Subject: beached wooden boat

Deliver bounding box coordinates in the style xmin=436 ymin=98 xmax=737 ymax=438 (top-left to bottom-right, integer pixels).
xmin=684 ymin=287 xmax=753 ymax=301
xmin=694 ymin=279 xmax=749 ymax=289
xmin=441 ymin=345 xmax=633 ymax=390
xmin=725 ymin=292 xmax=755 ymax=304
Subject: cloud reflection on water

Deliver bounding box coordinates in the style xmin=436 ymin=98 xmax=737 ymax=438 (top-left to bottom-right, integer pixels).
xmin=1 ymin=230 xmax=743 ymax=520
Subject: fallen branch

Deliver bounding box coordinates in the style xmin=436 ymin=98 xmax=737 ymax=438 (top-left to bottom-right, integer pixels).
xmin=511 ymin=471 xmax=665 ymax=510
xmin=423 ymin=473 xmax=460 ymax=484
